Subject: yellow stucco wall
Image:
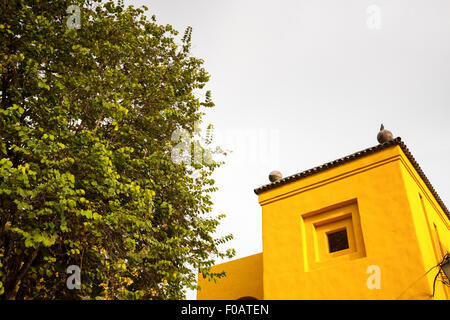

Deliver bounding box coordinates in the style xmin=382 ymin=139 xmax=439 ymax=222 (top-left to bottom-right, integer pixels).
xmin=197 ymin=144 xmax=449 ymax=300
xmin=259 ymin=145 xmax=448 ymax=299
xmin=398 ymin=148 xmax=450 ymax=299
xmin=196 ymin=253 xmax=263 ymax=300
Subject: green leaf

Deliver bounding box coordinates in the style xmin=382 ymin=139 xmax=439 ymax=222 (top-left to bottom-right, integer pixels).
xmin=0 ymin=0 xmax=233 ymax=300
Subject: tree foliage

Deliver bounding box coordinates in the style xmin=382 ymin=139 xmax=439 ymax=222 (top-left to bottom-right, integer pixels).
xmin=0 ymin=0 xmax=234 ymax=299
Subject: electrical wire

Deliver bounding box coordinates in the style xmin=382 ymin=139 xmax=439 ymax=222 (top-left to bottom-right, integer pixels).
xmin=432 ymin=253 xmax=450 ymax=297
xmin=432 ymin=268 xmax=441 ymax=297
xmin=395 ymin=263 xmax=440 ymax=299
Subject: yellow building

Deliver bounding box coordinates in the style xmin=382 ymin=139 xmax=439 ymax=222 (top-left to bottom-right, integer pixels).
xmin=197 ymin=135 xmax=450 ymax=300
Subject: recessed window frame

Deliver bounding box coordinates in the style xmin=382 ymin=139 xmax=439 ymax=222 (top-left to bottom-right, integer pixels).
xmin=301 ymin=200 xmax=366 ymax=271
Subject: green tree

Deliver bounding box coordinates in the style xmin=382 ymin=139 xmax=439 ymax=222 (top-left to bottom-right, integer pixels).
xmin=0 ymin=0 xmax=234 ymax=299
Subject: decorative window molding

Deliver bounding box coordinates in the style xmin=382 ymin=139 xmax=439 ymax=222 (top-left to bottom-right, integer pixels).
xmin=301 ymin=200 xmax=366 ymax=271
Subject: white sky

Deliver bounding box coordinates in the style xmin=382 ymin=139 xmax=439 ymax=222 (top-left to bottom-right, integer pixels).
xmin=125 ymin=0 xmax=450 ymax=299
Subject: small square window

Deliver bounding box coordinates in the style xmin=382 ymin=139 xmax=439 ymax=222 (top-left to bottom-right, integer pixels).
xmin=302 ymin=201 xmax=366 ymax=270
xmin=327 ymin=229 xmax=349 ymax=253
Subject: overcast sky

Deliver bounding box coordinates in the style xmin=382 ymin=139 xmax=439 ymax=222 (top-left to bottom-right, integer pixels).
xmin=125 ymin=0 xmax=450 ymax=299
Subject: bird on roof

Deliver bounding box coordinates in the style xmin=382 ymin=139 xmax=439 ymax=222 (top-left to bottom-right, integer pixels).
xmin=377 ymin=124 xmax=394 ymax=144
xmin=269 ymin=170 xmax=283 ymax=183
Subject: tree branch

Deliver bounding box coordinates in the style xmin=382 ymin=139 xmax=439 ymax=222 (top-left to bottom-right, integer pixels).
xmin=4 ymin=247 xmax=40 ymax=300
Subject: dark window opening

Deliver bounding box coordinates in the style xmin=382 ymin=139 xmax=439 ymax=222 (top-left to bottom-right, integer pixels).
xmin=327 ymin=229 xmax=349 ymax=253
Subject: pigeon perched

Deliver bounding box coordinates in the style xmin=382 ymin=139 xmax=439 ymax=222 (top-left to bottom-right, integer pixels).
xmin=269 ymin=170 xmax=283 ymax=183
xmin=377 ymin=124 xmax=394 ymax=144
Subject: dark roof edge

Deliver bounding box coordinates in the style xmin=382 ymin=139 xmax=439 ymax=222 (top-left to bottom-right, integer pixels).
xmin=254 ymin=137 xmax=450 ymax=220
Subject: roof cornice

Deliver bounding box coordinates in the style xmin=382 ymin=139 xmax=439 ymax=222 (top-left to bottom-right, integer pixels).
xmin=253 ymin=137 xmax=450 ymax=220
